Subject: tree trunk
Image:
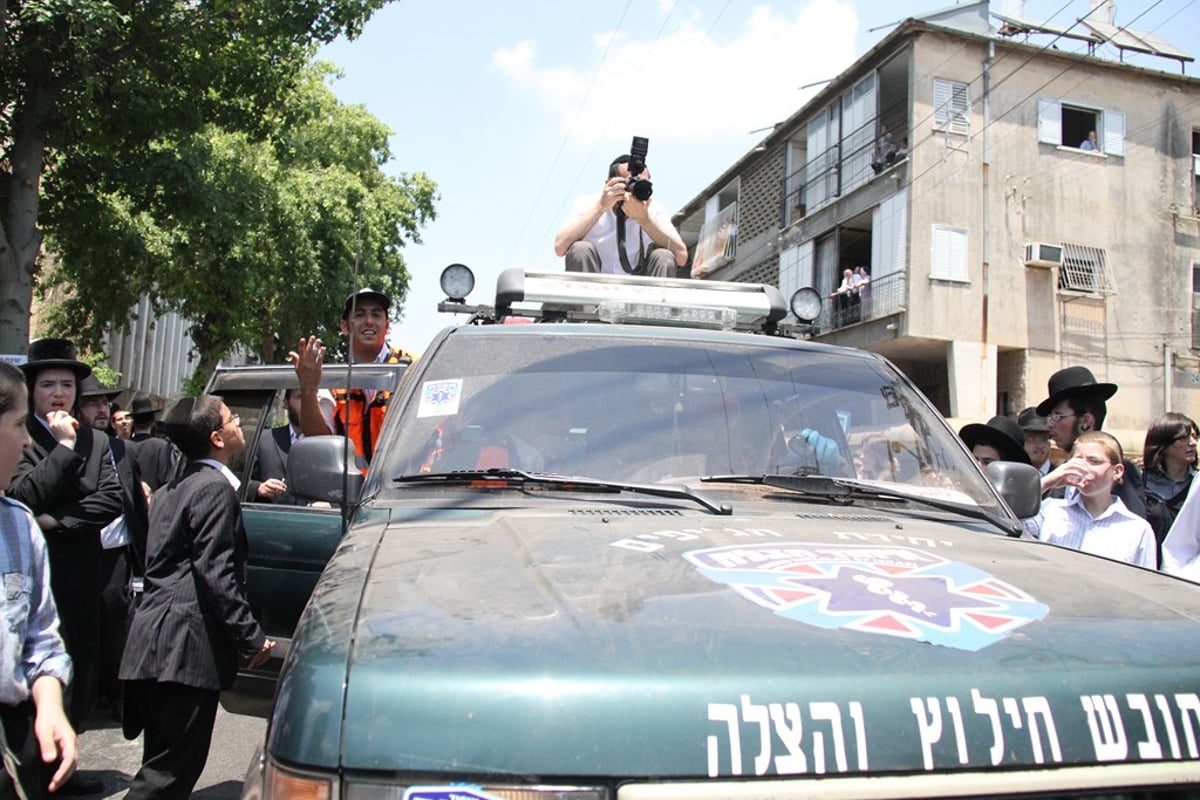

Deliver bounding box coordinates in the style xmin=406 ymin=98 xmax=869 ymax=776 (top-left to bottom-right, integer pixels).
xmin=0 ymin=55 xmax=51 ymax=355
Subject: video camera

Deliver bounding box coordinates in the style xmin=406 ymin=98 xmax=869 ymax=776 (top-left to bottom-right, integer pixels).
xmin=625 ymin=136 xmax=653 ymax=201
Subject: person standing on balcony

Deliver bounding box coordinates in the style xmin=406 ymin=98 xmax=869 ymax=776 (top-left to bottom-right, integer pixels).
xmin=555 ymin=152 xmax=686 ymax=277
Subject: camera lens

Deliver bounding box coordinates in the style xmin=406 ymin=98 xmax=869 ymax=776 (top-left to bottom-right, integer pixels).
xmin=626 ymin=177 xmax=653 ymax=201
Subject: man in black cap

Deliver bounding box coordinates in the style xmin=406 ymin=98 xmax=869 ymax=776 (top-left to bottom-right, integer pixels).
xmin=1035 ymin=365 xmax=1147 ymax=518
xmin=290 ymin=288 xmax=417 ymax=462
xmin=959 ymin=416 xmax=1032 ymax=470
xmin=8 ymin=339 xmax=122 ymax=751
xmin=553 ymin=152 xmax=687 ymax=276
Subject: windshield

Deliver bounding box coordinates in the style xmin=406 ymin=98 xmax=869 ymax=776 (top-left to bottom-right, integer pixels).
xmin=377 ymin=329 xmax=1005 ymax=514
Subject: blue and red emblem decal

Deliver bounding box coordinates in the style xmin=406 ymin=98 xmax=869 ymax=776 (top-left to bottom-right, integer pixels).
xmin=685 ymin=543 xmax=1048 ymax=651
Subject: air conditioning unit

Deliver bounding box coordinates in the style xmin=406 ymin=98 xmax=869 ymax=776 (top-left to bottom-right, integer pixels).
xmin=1024 ymin=242 xmax=1063 ymax=268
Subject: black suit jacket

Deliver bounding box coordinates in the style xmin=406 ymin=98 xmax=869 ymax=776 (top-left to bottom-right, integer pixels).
xmin=109 ymin=436 xmax=150 ymax=575
xmin=119 ymin=463 xmax=265 ymax=690
xmin=249 ymin=425 xmax=299 ymax=505
xmin=9 ymin=420 xmax=123 ymax=557
xmin=129 ymin=433 xmax=182 ymax=492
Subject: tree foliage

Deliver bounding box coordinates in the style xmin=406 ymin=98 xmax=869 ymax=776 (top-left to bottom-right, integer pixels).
xmin=42 ymin=62 xmax=437 ymax=377
xmin=0 ymin=0 xmax=404 ymax=364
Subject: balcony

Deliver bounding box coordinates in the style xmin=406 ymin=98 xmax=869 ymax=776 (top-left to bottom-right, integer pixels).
xmin=692 ymin=203 xmax=738 ymax=277
xmin=815 ymin=270 xmax=906 ymax=331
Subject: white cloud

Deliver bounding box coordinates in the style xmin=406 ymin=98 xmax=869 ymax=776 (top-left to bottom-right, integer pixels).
xmin=491 ymin=0 xmax=859 ymax=142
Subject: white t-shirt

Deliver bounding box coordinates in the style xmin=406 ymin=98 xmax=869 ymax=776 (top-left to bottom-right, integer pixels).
xmin=567 ymin=197 xmax=678 ymax=275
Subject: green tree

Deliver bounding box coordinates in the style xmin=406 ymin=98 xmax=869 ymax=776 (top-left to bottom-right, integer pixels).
xmin=42 ymin=62 xmax=437 ymax=379
xmin=0 ymin=0 xmax=392 ymax=354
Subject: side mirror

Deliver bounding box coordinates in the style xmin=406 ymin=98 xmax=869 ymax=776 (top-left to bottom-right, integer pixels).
xmin=985 ymin=461 xmax=1042 ymax=521
xmin=287 ymin=436 xmax=364 ymax=506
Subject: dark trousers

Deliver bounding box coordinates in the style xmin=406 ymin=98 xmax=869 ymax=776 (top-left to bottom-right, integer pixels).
xmin=0 ymin=702 xmax=41 ymax=800
xmin=44 ymin=539 xmax=102 ymax=731
xmin=124 ymin=681 xmax=218 ymax=800
xmin=98 ymin=547 xmax=131 ymax=716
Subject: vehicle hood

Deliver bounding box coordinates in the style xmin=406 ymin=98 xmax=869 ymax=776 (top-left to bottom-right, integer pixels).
xmin=270 ymin=497 xmax=1200 ymax=779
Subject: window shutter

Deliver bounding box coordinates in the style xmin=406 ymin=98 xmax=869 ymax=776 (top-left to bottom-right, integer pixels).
xmin=934 ymin=79 xmax=970 ymax=135
xmin=931 ymin=225 xmax=969 ymax=282
xmin=872 ymin=191 xmax=908 ymax=277
xmin=1103 ymin=109 xmax=1125 ymax=157
xmin=1037 ymin=98 xmax=1062 ymax=146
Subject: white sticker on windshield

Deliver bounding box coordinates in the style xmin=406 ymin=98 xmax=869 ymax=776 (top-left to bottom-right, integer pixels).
xmin=418 ymin=379 xmax=462 ymax=418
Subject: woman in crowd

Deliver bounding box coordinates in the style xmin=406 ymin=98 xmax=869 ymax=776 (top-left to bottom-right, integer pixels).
xmin=1142 ymin=412 xmax=1198 ymax=561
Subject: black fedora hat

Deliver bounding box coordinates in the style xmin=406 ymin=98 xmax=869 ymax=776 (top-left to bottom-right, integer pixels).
xmin=129 ymin=393 xmax=162 ymax=421
xmin=77 ymin=374 xmax=122 ymax=401
xmin=1016 ymin=406 xmax=1050 ymax=433
xmin=341 ymin=288 xmax=391 ymax=320
xmin=959 ymin=415 xmax=1032 ymax=465
xmin=20 ymin=338 xmax=92 ymax=382
xmin=1035 ymin=366 xmax=1117 ymax=417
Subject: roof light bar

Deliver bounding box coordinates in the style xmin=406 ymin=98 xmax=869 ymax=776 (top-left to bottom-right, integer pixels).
xmin=495 ymin=269 xmax=787 ymax=332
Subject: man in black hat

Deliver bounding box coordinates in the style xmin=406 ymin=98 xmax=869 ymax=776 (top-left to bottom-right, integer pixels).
xmin=127 ymin=393 xmax=182 ymax=493
xmin=7 ymin=339 xmax=123 ymax=749
xmin=289 ymin=288 xmax=417 ymax=462
xmin=1035 ymin=365 xmax=1147 ymax=519
xmin=76 ymin=375 xmax=148 ymax=722
xmin=1017 ymin=407 xmax=1057 ymax=477
xmin=959 ymin=416 xmax=1032 ymax=470
xmin=553 ymin=152 xmax=687 ymax=276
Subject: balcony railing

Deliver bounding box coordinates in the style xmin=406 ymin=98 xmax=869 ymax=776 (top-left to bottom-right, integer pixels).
xmin=692 ymin=203 xmax=738 ymax=275
xmin=817 ymin=270 xmax=906 ymax=331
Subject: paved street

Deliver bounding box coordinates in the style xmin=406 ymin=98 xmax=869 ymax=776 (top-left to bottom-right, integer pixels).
xmin=69 ymin=706 xmax=266 ymax=799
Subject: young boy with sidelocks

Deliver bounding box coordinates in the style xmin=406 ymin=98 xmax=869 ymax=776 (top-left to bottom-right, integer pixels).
xmin=1024 ymin=431 xmax=1157 ymax=568
xmin=0 ymin=360 xmax=77 ymax=799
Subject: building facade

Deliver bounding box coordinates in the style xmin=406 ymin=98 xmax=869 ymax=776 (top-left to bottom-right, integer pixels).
xmin=674 ymin=3 xmax=1200 ymax=453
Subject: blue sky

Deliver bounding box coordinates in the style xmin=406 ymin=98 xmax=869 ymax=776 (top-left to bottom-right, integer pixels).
xmin=318 ymin=0 xmax=1200 ymax=354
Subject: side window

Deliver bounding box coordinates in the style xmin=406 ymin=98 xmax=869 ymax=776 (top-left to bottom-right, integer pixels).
xmin=1192 ymin=264 xmax=1200 ymax=351
xmin=1037 ymin=98 xmax=1125 ymax=156
xmin=933 ymin=78 xmax=970 ymax=136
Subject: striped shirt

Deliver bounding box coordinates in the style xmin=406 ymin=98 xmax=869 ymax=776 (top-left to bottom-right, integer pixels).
xmin=0 ymin=496 xmax=72 ymax=705
xmin=1024 ymin=492 xmax=1157 ymax=569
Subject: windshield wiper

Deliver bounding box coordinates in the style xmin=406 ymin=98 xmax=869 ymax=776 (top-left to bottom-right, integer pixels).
xmin=702 ymin=473 xmax=1010 ymax=529
xmin=394 ymin=469 xmax=733 ymax=516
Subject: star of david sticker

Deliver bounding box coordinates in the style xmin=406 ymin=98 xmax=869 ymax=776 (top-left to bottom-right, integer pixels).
xmin=685 ymin=543 xmax=1050 ymax=651
xmin=789 ymin=565 xmax=1004 ymax=629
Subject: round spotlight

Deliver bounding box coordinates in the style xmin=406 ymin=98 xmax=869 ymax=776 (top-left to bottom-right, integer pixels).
xmin=440 ymin=263 xmax=475 ymax=302
xmin=790 ymin=287 xmax=823 ymax=323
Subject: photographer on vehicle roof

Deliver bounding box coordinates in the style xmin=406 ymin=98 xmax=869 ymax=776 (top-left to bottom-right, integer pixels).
xmin=554 ymin=140 xmax=687 ymax=277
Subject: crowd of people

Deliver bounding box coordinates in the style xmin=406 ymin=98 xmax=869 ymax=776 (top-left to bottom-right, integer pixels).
xmin=0 ymin=285 xmax=410 ymax=798
xmin=956 ymin=364 xmax=1199 ymax=577
xmin=4 ymin=280 xmax=1200 ymax=798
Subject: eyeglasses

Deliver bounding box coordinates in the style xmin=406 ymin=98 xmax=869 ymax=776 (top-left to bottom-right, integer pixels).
xmin=1046 ymin=412 xmax=1076 ymax=424
xmin=214 ymin=413 xmax=240 ymax=431
xmin=1173 ymin=433 xmax=1198 ymax=443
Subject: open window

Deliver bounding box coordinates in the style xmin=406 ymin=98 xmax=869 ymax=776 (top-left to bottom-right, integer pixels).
xmin=1037 ymin=98 xmax=1125 ymax=156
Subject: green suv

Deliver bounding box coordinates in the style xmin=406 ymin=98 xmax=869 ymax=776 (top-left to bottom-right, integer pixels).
xmin=234 ymin=269 xmax=1200 ymax=800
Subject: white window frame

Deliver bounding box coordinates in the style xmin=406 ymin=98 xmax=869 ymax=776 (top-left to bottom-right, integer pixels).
xmin=933 ymin=78 xmax=970 ymax=136
xmin=1037 ymin=98 xmax=1125 ymax=157
xmin=931 ymin=225 xmax=969 ymax=283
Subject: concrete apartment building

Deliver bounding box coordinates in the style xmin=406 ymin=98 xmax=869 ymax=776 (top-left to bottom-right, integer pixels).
xmin=674 ymin=0 xmax=1200 ymax=453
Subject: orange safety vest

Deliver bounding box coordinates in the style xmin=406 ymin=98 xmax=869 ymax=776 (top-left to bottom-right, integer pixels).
xmin=331 ymin=347 xmax=415 ymax=461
